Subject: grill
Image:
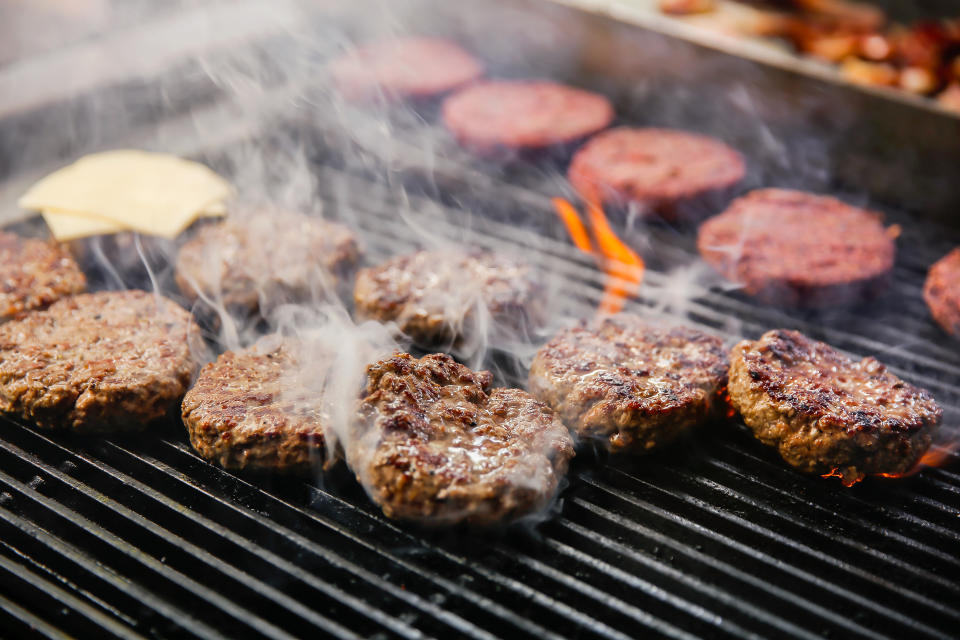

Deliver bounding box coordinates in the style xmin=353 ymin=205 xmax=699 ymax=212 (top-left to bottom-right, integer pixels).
xmin=1 ymin=2 xmax=959 ymax=639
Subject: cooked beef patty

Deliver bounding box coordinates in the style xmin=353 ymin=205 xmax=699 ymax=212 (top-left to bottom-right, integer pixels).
xmin=353 ymin=250 xmax=543 ymax=346
xmin=175 ymin=212 xmax=360 ymax=313
xmin=0 ymin=231 xmax=85 ymax=321
xmin=529 ymin=315 xmax=728 ymax=453
xmin=329 ymin=37 xmax=484 ymax=102
xmin=441 ymin=80 xmax=614 ymax=153
xmin=350 ymin=352 xmax=575 ymax=526
xmin=182 ymin=336 xmax=327 ymax=474
xmin=728 ymin=329 xmax=941 ymax=484
xmin=697 ymin=189 xmax=896 ymax=307
xmin=0 ymin=290 xmax=199 ymax=433
xmin=567 ymin=127 xmax=745 ymax=219
xmin=923 ymin=247 xmax=960 ymax=337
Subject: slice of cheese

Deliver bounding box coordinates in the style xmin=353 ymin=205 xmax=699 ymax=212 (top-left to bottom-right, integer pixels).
xmin=40 ymin=201 xmax=228 ymax=241
xmin=41 ymin=209 xmax=126 ymax=240
xmin=20 ymin=150 xmax=231 ymax=239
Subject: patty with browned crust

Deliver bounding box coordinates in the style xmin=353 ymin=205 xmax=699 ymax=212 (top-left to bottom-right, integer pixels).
xmin=728 ymin=329 xmax=941 ymax=485
xmin=442 ymin=80 xmax=614 ymax=154
xmin=175 ymin=212 xmax=360 ymax=313
xmin=329 ymin=37 xmax=484 ymax=103
xmin=0 ymin=290 xmax=199 ymax=433
xmin=529 ymin=315 xmax=728 ymax=454
xmin=353 ymin=250 xmax=543 ymax=347
xmin=350 ymin=352 xmax=574 ymax=526
xmin=567 ymin=127 xmax=745 ymax=219
xmin=0 ymin=231 xmax=85 ymax=321
xmin=923 ymin=247 xmax=960 ymax=337
xmin=697 ymin=189 xmax=897 ymax=307
xmin=182 ymin=337 xmax=327 ymax=474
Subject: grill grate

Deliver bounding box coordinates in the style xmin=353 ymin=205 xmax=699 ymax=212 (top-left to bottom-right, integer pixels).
xmin=2 ymin=116 xmax=960 ymax=640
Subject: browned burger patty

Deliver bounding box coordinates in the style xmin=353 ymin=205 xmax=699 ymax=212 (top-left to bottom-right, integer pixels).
xmin=175 ymin=212 xmax=360 ymax=312
xmin=529 ymin=315 xmax=728 ymax=453
xmin=353 ymin=250 xmax=543 ymax=346
xmin=567 ymin=127 xmax=745 ymax=218
xmin=0 ymin=290 xmax=199 ymax=433
xmin=329 ymin=37 xmax=484 ymax=102
xmin=728 ymin=329 xmax=941 ymax=484
xmin=350 ymin=352 xmax=574 ymax=526
xmin=0 ymin=231 xmax=85 ymax=321
xmin=697 ymin=189 xmax=896 ymax=307
xmin=441 ymin=80 xmax=614 ymax=153
xmin=923 ymin=247 xmax=960 ymax=337
xmin=182 ymin=337 xmax=327 ymax=474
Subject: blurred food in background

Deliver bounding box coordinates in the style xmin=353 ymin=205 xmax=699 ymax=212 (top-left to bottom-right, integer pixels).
xmin=659 ymin=0 xmax=960 ymax=110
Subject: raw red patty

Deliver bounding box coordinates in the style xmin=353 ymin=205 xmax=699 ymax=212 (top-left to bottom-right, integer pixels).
xmin=442 ymin=80 xmax=614 ymax=153
xmin=697 ymin=189 xmax=896 ymax=307
xmin=567 ymin=127 xmax=745 ymax=218
xmin=329 ymin=37 xmax=484 ymax=102
xmin=924 ymin=247 xmax=960 ymax=337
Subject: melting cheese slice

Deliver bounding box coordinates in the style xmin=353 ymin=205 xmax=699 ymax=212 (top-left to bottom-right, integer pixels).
xmin=40 ymin=202 xmax=228 ymax=241
xmin=20 ymin=150 xmax=231 ymax=239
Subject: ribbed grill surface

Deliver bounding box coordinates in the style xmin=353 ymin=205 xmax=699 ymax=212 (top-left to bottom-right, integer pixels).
xmin=1 ymin=135 xmax=959 ymax=640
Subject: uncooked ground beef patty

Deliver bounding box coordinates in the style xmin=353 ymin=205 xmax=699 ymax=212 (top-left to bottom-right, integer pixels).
xmin=175 ymin=213 xmax=360 ymax=313
xmin=567 ymin=127 xmax=745 ymax=218
xmin=350 ymin=352 xmax=575 ymax=526
xmin=728 ymin=329 xmax=941 ymax=484
xmin=529 ymin=315 xmax=728 ymax=453
xmin=441 ymin=80 xmax=614 ymax=153
xmin=182 ymin=337 xmax=327 ymax=474
xmin=923 ymin=247 xmax=960 ymax=337
xmin=353 ymin=250 xmax=543 ymax=346
xmin=329 ymin=37 xmax=484 ymax=102
xmin=697 ymin=189 xmax=896 ymax=307
xmin=0 ymin=290 xmax=199 ymax=433
xmin=0 ymin=231 xmax=85 ymax=321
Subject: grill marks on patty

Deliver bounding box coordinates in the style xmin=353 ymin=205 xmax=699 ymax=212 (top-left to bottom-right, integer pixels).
xmin=0 ymin=231 xmax=86 ymax=321
xmin=175 ymin=213 xmax=361 ymax=313
xmin=529 ymin=315 xmax=728 ymax=453
xmin=182 ymin=337 xmax=328 ymax=474
xmin=728 ymin=329 xmax=941 ymax=483
xmin=0 ymin=290 xmax=199 ymax=433
xmin=698 ymin=189 xmax=897 ymax=307
xmin=353 ymin=250 xmax=544 ymax=347
xmin=350 ymin=353 xmax=574 ymax=526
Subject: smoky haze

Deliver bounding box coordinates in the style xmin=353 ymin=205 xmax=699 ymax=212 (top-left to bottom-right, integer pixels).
xmin=5 ymin=0 xmax=953 ymax=519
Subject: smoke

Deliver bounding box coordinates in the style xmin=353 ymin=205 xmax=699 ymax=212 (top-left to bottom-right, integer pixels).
xmin=13 ymin=0 xmax=949 ymax=524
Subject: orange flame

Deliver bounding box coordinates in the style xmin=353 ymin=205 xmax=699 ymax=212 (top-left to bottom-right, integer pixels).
xmin=551 ymin=195 xmax=644 ymax=314
xmin=821 ymin=467 xmax=863 ymax=487
xmin=876 ymin=442 xmax=960 ymax=479
xmin=821 ymin=441 xmax=958 ymax=486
